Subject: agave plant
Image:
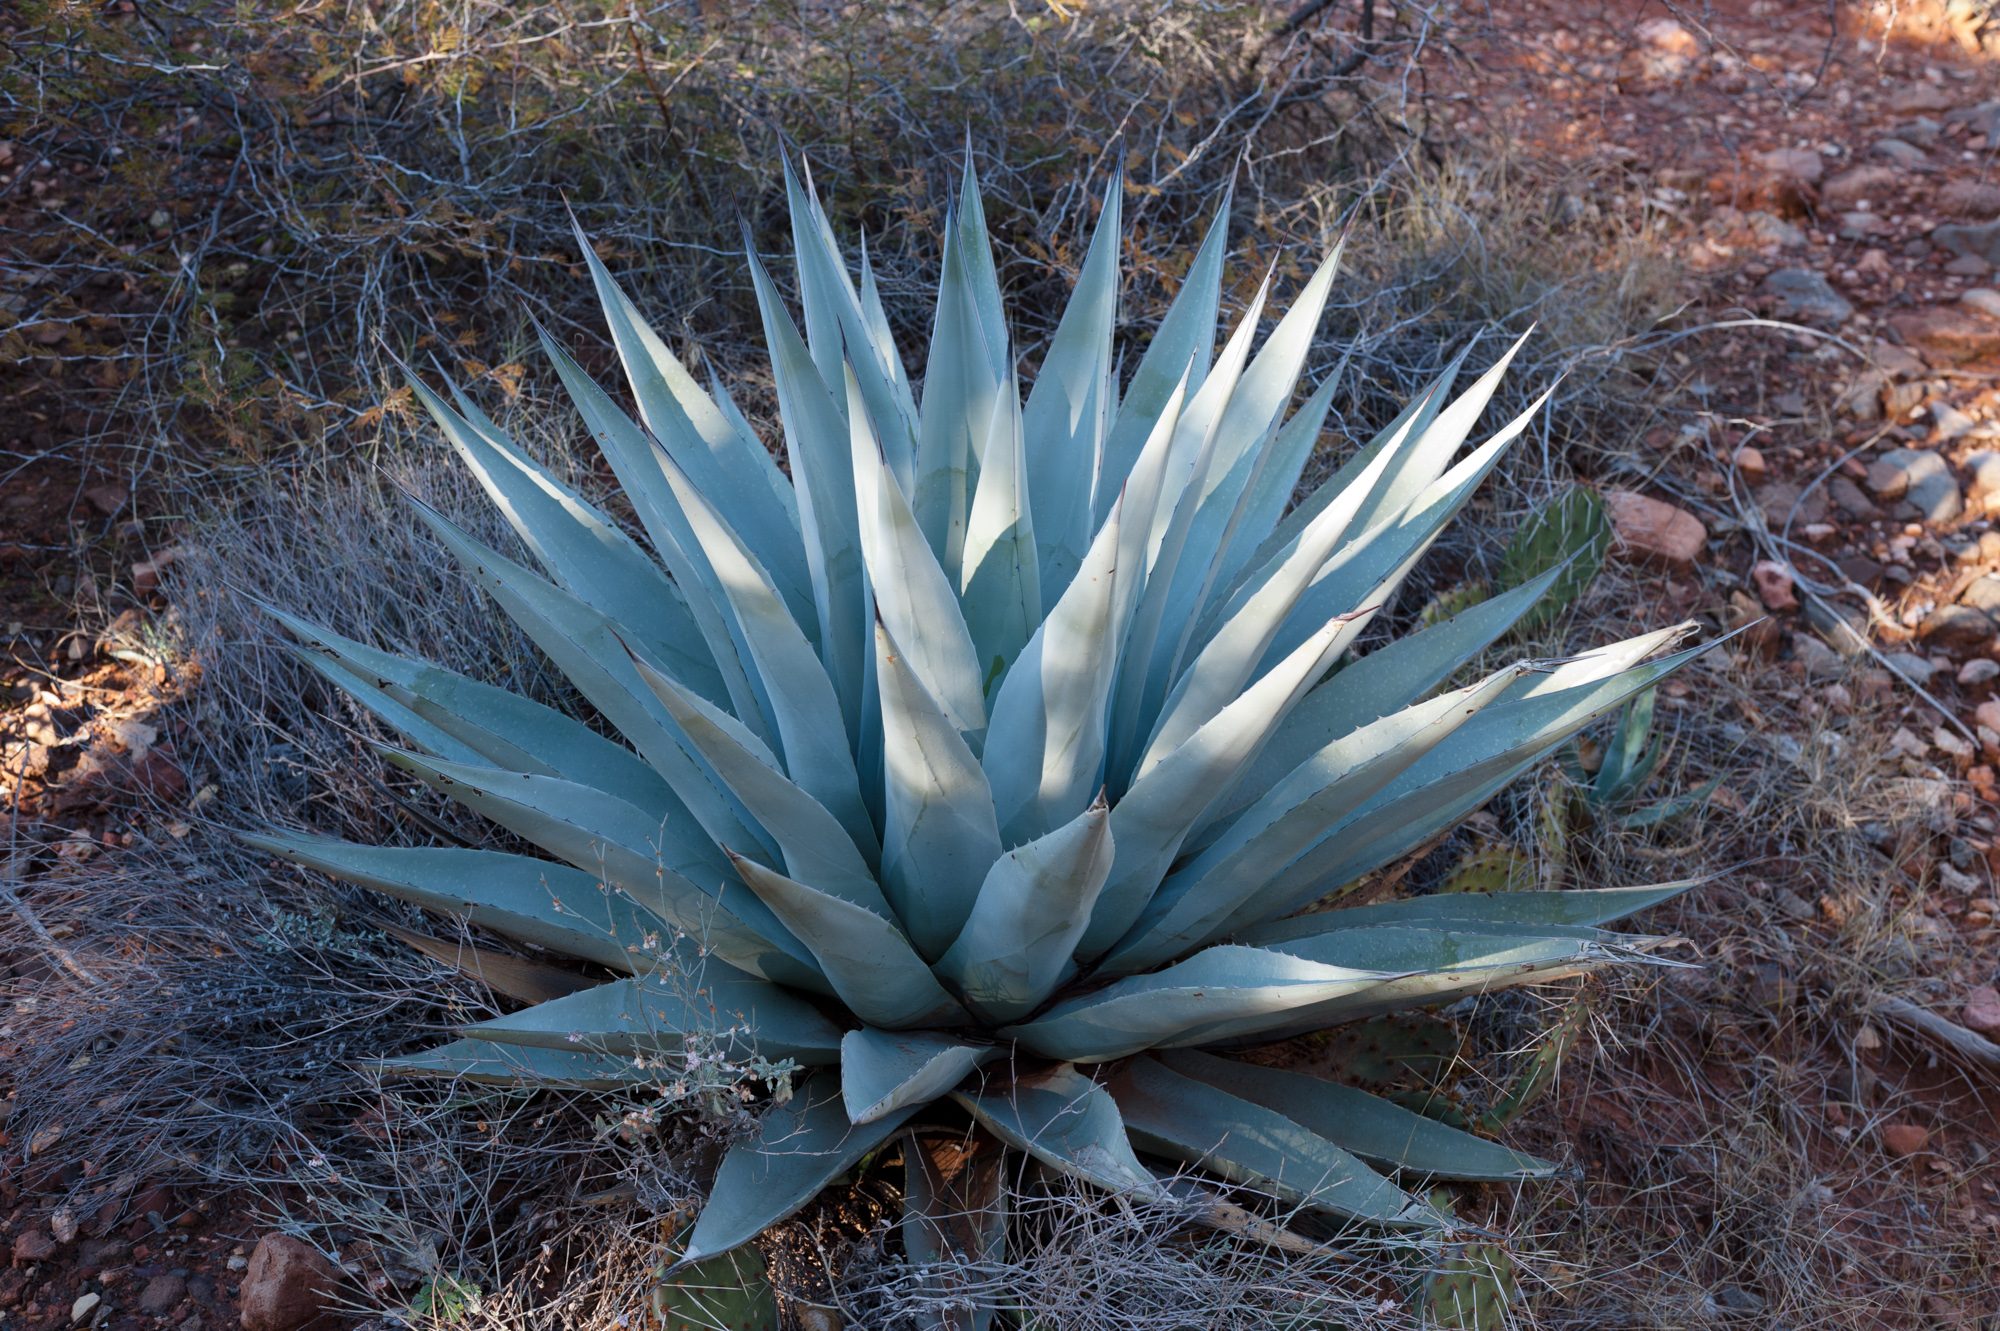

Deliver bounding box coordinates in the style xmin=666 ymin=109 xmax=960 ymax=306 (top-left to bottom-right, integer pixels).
xmin=249 ymin=158 xmax=1713 ymax=1300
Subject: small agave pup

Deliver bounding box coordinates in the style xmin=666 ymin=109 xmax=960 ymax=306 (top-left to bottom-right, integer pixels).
xmin=250 ymin=157 xmax=1714 ymax=1292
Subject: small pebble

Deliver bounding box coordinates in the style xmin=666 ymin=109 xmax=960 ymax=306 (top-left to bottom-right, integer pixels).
xmin=1881 ymin=1122 xmax=1930 ymax=1157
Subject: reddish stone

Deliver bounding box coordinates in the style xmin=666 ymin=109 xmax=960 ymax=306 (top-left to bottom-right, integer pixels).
xmin=1754 ymin=147 xmax=1822 ymax=187
xmin=1881 ymin=1122 xmax=1930 ymax=1157
xmin=1602 ymin=490 xmax=1709 ymax=570
xmin=131 ymin=546 xmax=184 ymax=596
xmin=128 ymin=747 xmax=187 ymax=802
xmin=1887 ymin=307 xmax=2000 ymax=364
xmin=11 ymin=1229 xmax=57 ymax=1265
xmin=1938 ymin=180 xmax=2000 ymax=220
xmin=1751 ymin=560 xmax=1797 ymax=612
xmin=1962 ymin=985 xmax=2000 ymax=1038
xmin=237 ymin=1236 xmax=338 ymax=1331
xmin=1821 ymin=164 xmax=1901 ymax=207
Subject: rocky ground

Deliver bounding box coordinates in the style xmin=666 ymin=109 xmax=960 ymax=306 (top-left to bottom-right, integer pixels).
xmin=7 ymin=1 xmax=2000 ymax=1327
xmin=1440 ymin=0 xmax=2000 ymax=972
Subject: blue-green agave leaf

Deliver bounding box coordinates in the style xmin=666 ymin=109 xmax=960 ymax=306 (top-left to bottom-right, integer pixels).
xmin=402 ymin=370 xmax=724 ymax=691
xmin=935 ymin=796 xmax=1114 ymax=1023
xmin=961 ymin=365 xmax=1041 ymax=687
xmin=1253 ymin=386 xmax=1555 ymax=677
xmin=1020 ymin=175 xmax=1119 ymax=598
xmin=1137 ymin=415 xmax=1406 ymax=777
xmin=378 ymin=747 xmax=821 ymax=991
xmin=537 ymin=326 xmax=773 ymax=738
xmin=403 ymin=497 xmax=778 ymax=864
xmin=568 ymin=222 xmax=811 ymax=615
xmin=840 ymin=1027 xmax=1000 ymax=1124
xmin=782 ymin=156 xmax=920 ymax=477
xmin=653 ymin=441 xmax=879 ymax=859
xmin=1158 ymin=1050 xmax=1553 ymax=1181
xmin=1224 ymin=632 xmax=1725 ymax=934
xmin=261 ymin=603 xmax=676 ymax=813
xmin=912 ymin=179 xmax=1008 ymax=584
xmin=743 ymin=242 xmax=871 ymax=740
xmin=1113 ymin=667 xmax=1527 ymax=972
xmin=465 ymin=970 xmax=843 ymax=1066
xmin=983 ymin=377 xmax=1186 ymax=843
xmin=241 ymin=833 xmax=656 ymax=974
xmin=952 ymin=1063 xmax=1167 ymax=1198
xmin=379 ymin=1038 xmax=654 ymax=1090
xmin=850 ymin=370 xmax=988 ymax=735
xmin=1000 ymin=945 xmax=1397 ymax=1063
xmin=628 ymin=649 xmax=888 ymax=911
xmin=1079 ymin=607 xmax=1362 ymax=962
xmin=873 ymin=618 xmax=1003 ymax=960
xmin=1108 ymin=1056 xmax=1440 ymax=1227
xmin=681 ymin=1074 xmax=920 ymax=1266
xmin=1230 ymin=930 xmax=1632 ymax=1042
xmin=1213 ymin=563 xmax=1566 ymax=827
xmin=1241 ymin=879 xmax=1704 ymax=948
xmin=729 ymin=854 xmax=971 ymax=1030
xmin=1095 ymin=196 xmax=1229 ymax=516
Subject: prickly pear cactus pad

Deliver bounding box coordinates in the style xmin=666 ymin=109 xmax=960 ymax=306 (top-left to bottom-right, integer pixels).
xmin=248 ymin=153 xmax=1715 ymax=1312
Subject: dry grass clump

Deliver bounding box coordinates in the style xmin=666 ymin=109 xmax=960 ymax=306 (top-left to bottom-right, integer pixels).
xmin=1449 ymin=584 xmax=2000 ymax=1327
xmin=1 ymin=0 xmax=1672 ymax=488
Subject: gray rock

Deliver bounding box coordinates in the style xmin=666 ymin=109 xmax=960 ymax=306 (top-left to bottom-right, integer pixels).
xmin=1864 ymin=449 xmax=1921 ymax=497
xmin=139 ymin=1275 xmax=187 ymax=1317
xmin=1897 ymin=116 xmax=1942 ymax=148
xmin=1792 ymin=631 xmax=1846 ymax=680
xmin=1837 ymin=368 xmax=1886 ymax=421
xmin=1838 ymin=210 xmax=1886 ymax=239
xmin=1714 ymin=1285 xmax=1768 ymax=1314
xmin=1865 ymin=448 xmax=1962 ymax=521
xmin=1828 ymin=475 xmax=1882 ymax=519
xmin=1933 ymin=219 xmax=2000 ymax=266
xmin=1959 ymin=658 xmax=2000 ymax=685
xmin=1909 ymin=470 xmax=1965 ymax=521
xmin=1756 ymin=479 xmax=1828 ymax=526
xmin=1933 ymin=402 xmax=1978 ymax=441
xmin=1962 ymin=575 xmax=2000 ymax=614
xmin=1759 ymin=268 xmax=1854 ymax=326
xmin=1870 ymin=340 xmax=1929 ymax=377
xmin=1945 ymin=254 xmax=1995 ymax=277
xmin=1883 ymin=650 xmax=1937 ymax=684
xmin=1946 ymin=100 xmax=2000 ymax=141
xmin=1889 ymin=84 xmax=1958 ymax=114
xmin=1918 ymin=604 xmax=1995 ymax=649
xmin=1963 ymin=287 xmax=2000 ymax=320
xmin=1870 ymin=138 xmax=1928 ymax=169
xmin=1744 ymin=210 xmax=1806 ymax=250
xmin=1970 ymin=453 xmax=2000 ymax=512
